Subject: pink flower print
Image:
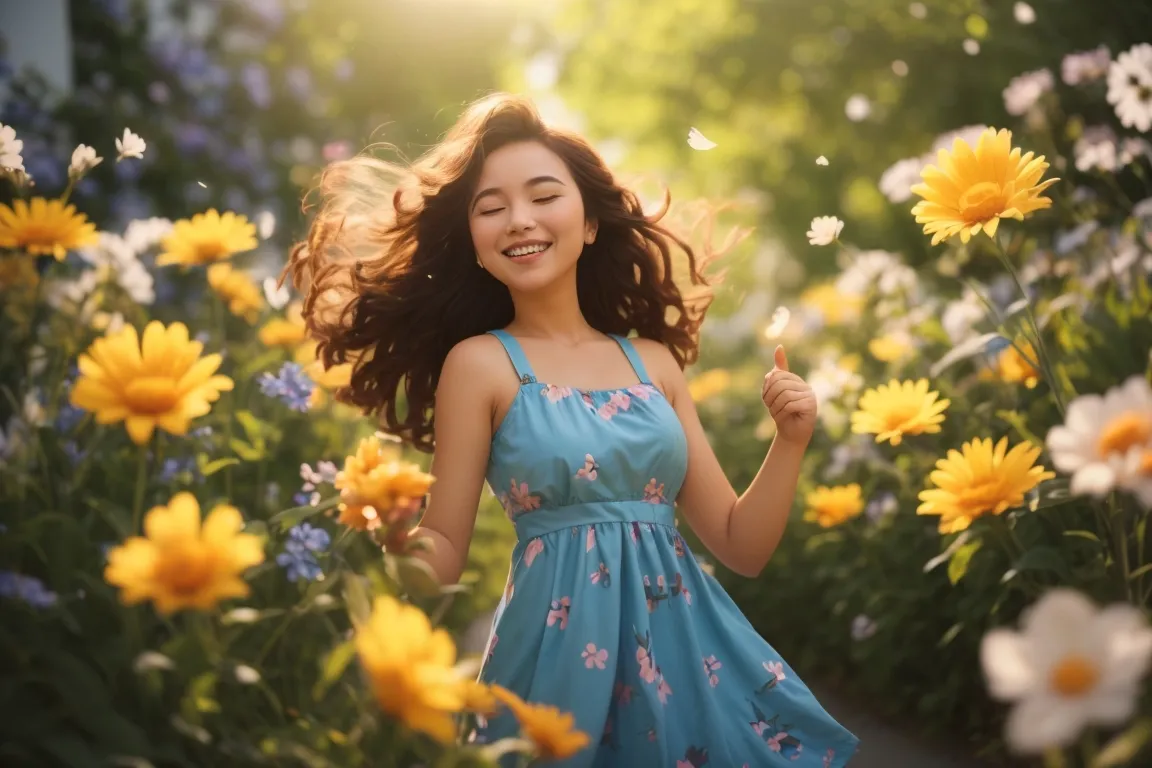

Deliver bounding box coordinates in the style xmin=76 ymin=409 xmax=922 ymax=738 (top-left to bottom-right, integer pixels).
xmin=613 ymin=681 xmax=633 ymax=705
xmin=627 ymin=384 xmax=652 ymax=400
xmin=677 ymin=761 xmax=692 ymax=768
xmin=656 ymin=676 xmax=673 ymax=704
xmin=610 ymin=391 xmax=631 ymax=411
xmin=579 ymin=391 xmax=596 ymax=410
xmin=682 ymin=586 xmax=692 ymax=606
xmin=585 ymin=525 xmax=596 ymax=552
xmin=636 ymin=646 xmax=657 ymax=683
xmin=643 ymin=478 xmax=666 ymax=504
xmin=823 ymin=749 xmax=835 ymax=768
xmin=764 ymin=661 xmax=786 ymax=684
xmin=702 ymin=655 xmax=722 ymax=687
xmin=575 ymin=454 xmax=598 ymax=481
xmin=547 ymin=597 xmax=571 ymax=630
xmin=524 ymin=538 xmax=544 ymax=567
xmin=590 ymin=562 xmax=611 ymax=587
xmin=766 ymin=732 xmax=790 ymax=752
xmin=508 ymin=479 xmax=540 ymax=513
xmin=596 ymin=401 xmax=618 ymax=420
xmin=542 ymin=384 xmax=573 ymax=403
xmin=582 ymin=643 xmax=608 ymax=670
xmin=645 ymin=728 xmax=657 ymax=742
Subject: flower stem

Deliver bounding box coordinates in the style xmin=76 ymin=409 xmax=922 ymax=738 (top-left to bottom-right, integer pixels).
xmin=131 ymin=441 xmax=150 ymax=534
xmin=1041 ymin=747 xmax=1066 ymax=768
xmin=213 ymin=296 xmax=234 ymax=500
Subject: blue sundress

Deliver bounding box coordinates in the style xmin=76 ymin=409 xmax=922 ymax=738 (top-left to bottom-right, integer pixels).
xmin=471 ymin=329 xmax=860 ymax=767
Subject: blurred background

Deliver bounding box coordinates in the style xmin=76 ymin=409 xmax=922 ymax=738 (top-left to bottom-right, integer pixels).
xmin=3 ymin=1 xmax=1152 ymax=766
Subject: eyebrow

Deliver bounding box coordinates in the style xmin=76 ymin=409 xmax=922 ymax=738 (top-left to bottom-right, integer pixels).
xmin=471 ymin=175 xmax=566 ymax=211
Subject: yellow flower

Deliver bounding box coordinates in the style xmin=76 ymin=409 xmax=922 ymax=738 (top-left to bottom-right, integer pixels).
xmin=104 ymin=492 xmax=264 ymax=614
xmin=0 ymin=255 xmax=38 ymax=290
xmin=851 ymin=379 xmax=951 ymax=446
xmin=983 ymin=338 xmax=1040 ymax=389
xmin=157 ymin=209 xmax=257 ymax=266
xmin=804 ymin=484 xmax=865 ymax=528
xmin=206 ymin=263 xmax=263 ymax=323
xmin=461 ymin=679 xmax=500 ymax=716
xmin=490 ymin=685 xmax=590 ymax=760
xmin=334 ymin=437 xmax=435 ymax=531
xmin=800 ymin=282 xmax=864 ymax=326
xmin=259 ymin=303 xmax=307 ymax=347
xmin=911 ymin=128 xmax=1059 ymax=246
xmin=0 ymin=197 xmax=98 ymax=259
xmin=69 ymin=321 xmax=233 ymax=444
xmin=688 ymin=368 xmax=731 ymax=403
xmin=918 ymin=437 xmax=1055 ymax=534
xmin=355 ymin=595 xmax=464 ymax=742
xmin=868 ymin=332 xmax=913 ymax=363
xmin=294 ymin=341 xmax=355 ymax=408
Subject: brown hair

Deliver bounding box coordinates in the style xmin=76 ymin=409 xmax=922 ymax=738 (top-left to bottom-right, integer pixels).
xmin=288 ymin=92 xmax=740 ymax=452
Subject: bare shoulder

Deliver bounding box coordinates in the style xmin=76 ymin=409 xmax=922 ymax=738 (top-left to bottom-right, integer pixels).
xmin=629 ymin=337 xmax=687 ymax=398
xmin=439 ymin=334 xmax=511 ymax=395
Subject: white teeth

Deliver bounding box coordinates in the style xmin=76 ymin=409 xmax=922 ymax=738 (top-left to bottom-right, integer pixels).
xmin=505 ymin=243 xmax=549 ymax=257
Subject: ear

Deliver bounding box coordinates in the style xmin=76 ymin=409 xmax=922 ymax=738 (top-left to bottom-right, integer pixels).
xmin=585 ymin=219 xmax=598 ymax=244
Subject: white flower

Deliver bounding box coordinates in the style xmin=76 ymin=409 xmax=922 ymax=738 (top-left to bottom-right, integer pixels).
xmin=908 ymin=3 xmax=927 ymax=20
xmin=133 ymin=651 xmax=175 ymax=673
xmin=1107 ymin=43 xmax=1152 ymax=132
xmin=687 ymin=127 xmax=717 ymax=151
xmin=115 ymin=128 xmax=147 ymax=161
xmin=806 ymin=216 xmax=843 ymax=246
xmin=941 ymin=290 xmax=986 ymax=344
xmin=78 ymin=232 xmax=155 ymax=304
xmin=1003 ymin=68 xmax=1053 ymax=116
xmin=763 ymin=306 xmax=791 ymax=339
xmin=815 ymin=155 xmax=829 ymax=166
xmin=1046 ymin=376 xmax=1152 ymax=506
xmin=263 ymin=276 xmax=291 ymax=309
xmin=0 ymin=123 xmax=25 ymax=171
xmin=1074 ymin=126 xmax=1123 ymax=172
xmin=255 ymin=210 xmax=276 ymax=240
xmin=1012 ymin=2 xmax=1035 ymax=24
xmin=835 ymin=250 xmax=917 ymax=297
xmin=963 ymin=39 xmax=981 ymax=56
xmin=222 ymin=607 xmax=262 ymax=624
xmin=807 ymin=354 xmax=863 ymax=407
xmin=878 ymin=156 xmax=926 ymax=204
xmin=851 ymin=614 xmax=878 ymax=640
xmin=234 ymin=665 xmax=261 ymax=684
xmin=69 ymin=144 xmax=103 ymax=179
xmin=122 ymin=217 xmax=173 ymax=254
xmin=844 ymin=95 xmax=871 ymax=122
xmin=1062 ymin=46 xmax=1111 ymax=86
xmin=981 ymin=588 xmax=1152 ymax=754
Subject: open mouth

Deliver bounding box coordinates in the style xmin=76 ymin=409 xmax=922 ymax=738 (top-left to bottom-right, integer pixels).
xmin=502 ymin=242 xmax=552 ymax=260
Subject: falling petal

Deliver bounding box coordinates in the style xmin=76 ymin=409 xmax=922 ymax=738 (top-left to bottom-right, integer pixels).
xmin=687 ymin=127 xmax=717 ymax=151
xmin=816 ymin=156 xmax=829 ymax=166
xmin=197 ymin=181 xmax=207 ymax=188
xmin=262 ymin=276 xmax=290 ymax=309
xmin=764 ymin=307 xmax=791 ymax=339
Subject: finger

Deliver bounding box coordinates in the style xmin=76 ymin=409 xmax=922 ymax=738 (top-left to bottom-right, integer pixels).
xmin=762 ymin=370 xmax=802 ymax=398
xmin=767 ymin=385 xmax=809 ymax=413
xmin=782 ymin=396 xmax=815 ymax=415
xmin=764 ymin=381 xmax=809 ymax=408
xmin=774 ymin=345 xmax=789 ymax=372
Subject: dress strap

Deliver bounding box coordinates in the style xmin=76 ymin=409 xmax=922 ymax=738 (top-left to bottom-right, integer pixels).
xmin=610 ymin=334 xmax=651 ymax=385
xmin=487 ymin=330 xmax=537 ymax=384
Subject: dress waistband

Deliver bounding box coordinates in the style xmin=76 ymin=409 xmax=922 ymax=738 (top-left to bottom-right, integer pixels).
xmin=513 ymin=500 xmax=675 ymax=540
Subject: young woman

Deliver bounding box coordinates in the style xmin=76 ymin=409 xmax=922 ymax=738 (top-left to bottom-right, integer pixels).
xmin=291 ymin=93 xmax=859 ymax=766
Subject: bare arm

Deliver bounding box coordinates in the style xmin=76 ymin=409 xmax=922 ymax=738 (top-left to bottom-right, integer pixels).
xmin=409 ymin=339 xmax=500 ymax=585
xmin=639 ymin=341 xmax=813 ymax=577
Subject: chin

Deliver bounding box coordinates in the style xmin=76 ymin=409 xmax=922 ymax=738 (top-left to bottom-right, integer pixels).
xmin=496 ymin=254 xmax=578 ymax=295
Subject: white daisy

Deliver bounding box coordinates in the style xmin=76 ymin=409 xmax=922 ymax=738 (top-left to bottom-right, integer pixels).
xmin=981 ymin=588 xmax=1152 ymax=754
xmin=763 ymin=306 xmax=791 ymax=339
xmin=1074 ymin=126 xmax=1123 ymax=172
xmin=1062 ymin=46 xmax=1111 ymax=86
xmin=1107 ymin=43 xmax=1152 ymax=132
xmin=1003 ymin=68 xmax=1054 ymax=116
xmin=69 ymin=144 xmax=102 ymax=179
xmin=115 ymin=128 xmax=147 ymax=161
xmin=815 ymin=155 xmax=829 ymax=166
xmin=878 ymin=156 xmax=926 ymax=204
xmin=0 ymin=123 xmax=24 ymax=171
xmin=806 ymin=216 xmax=844 ymax=246
xmin=1046 ymin=375 xmax=1152 ymax=506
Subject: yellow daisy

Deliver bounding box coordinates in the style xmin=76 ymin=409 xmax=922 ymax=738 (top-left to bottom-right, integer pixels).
xmin=868 ymin=332 xmax=914 ymax=363
xmin=259 ymin=302 xmax=307 ymax=347
xmin=911 ymin=127 xmax=1059 ymax=246
xmin=688 ymin=368 xmax=731 ymax=403
xmin=0 ymin=197 xmax=98 ymax=259
xmin=356 ymin=595 xmax=464 ymax=742
xmin=918 ymin=437 xmax=1055 ymax=533
xmin=206 ymin=263 xmax=263 ymax=323
xmin=490 ymin=685 xmax=590 ymax=760
xmin=157 ymin=209 xmax=257 ymax=266
xmin=294 ymin=340 xmax=354 ymax=408
xmin=982 ymin=338 xmax=1041 ymax=389
xmin=800 ymin=282 xmax=864 ymax=326
xmin=104 ymin=492 xmax=264 ymax=614
xmin=851 ymin=379 xmax=951 ymax=446
xmin=334 ymin=437 xmax=435 ymax=531
xmin=804 ymin=484 xmax=865 ymax=528
xmin=69 ymin=321 xmax=233 ymax=444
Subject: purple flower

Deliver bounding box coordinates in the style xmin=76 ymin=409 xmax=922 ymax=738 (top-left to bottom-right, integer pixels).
xmin=240 ymin=63 xmax=273 ymax=109
xmin=0 ymin=572 xmax=58 ymax=609
xmin=275 ymin=523 xmax=329 ymax=582
xmin=260 ymin=363 xmax=314 ymax=412
xmin=160 ymin=455 xmax=201 ymax=484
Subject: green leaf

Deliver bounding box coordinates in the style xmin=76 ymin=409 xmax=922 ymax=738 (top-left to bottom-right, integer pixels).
xmin=1128 ymin=563 xmax=1152 ymax=581
xmin=1028 ymin=477 xmax=1074 ymax=511
xmin=948 ymin=540 xmax=983 ymax=585
xmin=923 ymin=531 xmax=971 ymax=573
xmin=199 ymin=456 xmax=240 ymax=476
xmin=997 ymin=409 xmax=1044 ymax=449
xmin=803 ymin=530 xmax=844 ymax=553
xmin=229 ymin=438 xmax=265 ymax=462
xmin=234 ymin=410 xmax=265 ymax=442
xmin=243 ymin=520 xmax=269 ymax=539
xmin=1094 ymin=718 xmax=1152 ymax=767
xmin=937 ymin=622 xmax=964 ymax=648
xmin=238 ymin=347 xmax=289 ymax=380
xmin=1063 ymin=529 xmax=1102 ymax=544
xmin=342 ymin=572 xmax=373 ymax=626
xmin=313 ymin=639 xmax=357 ymax=701
xmin=270 ymin=495 xmax=340 ymax=528
xmin=396 ymin=556 xmax=442 ymax=598
xmin=1013 ymin=546 xmax=1072 ymax=579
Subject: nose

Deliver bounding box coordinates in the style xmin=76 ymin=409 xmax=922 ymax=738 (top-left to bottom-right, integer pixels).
xmin=506 ymin=203 xmax=536 ymax=234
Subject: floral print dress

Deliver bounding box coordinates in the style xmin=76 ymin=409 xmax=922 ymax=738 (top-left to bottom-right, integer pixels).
xmin=471 ymin=330 xmax=859 ymax=767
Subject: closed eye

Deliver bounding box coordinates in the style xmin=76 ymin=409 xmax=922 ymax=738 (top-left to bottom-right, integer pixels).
xmin=478 ymin=207 xmax=505 ymax=216
xmin=534 ymin=195 xmax=560 ymax=204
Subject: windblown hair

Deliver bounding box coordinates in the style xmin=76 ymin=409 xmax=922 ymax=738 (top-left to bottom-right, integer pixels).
xmin=288 ymin=92 xmax=740 ymax=452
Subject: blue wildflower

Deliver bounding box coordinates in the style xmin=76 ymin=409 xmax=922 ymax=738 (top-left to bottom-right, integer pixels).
xmin=275 ymin=523 xmax=330 ymax=582
xmin=260 ymin=363 xmax=315 ymax=412
xmin=55 ymin=402 xmax=86 ymax=434
xmin=160 ymin=455 xmax=200 ymax=484
xmin=0 ymin=571 xmax=58 ymax=609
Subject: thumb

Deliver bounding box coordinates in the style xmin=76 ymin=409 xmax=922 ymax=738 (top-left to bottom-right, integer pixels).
xmin=774 ymin=345 xmax=789 ymax=372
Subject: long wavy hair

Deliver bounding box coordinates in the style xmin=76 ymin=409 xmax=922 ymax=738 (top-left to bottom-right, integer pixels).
xmin=288 ymin=92 xmax=740 ymax=452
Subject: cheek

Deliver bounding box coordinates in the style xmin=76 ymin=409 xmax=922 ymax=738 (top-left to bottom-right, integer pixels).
xmin=469 ymin=216 xmax=502 ymax=248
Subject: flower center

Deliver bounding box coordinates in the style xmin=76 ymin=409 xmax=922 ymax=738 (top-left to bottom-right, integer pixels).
xmin=19 ymin=224 xmax=62 ymax=247
xmin=883 ymin=402 xmax=923 ymax=430
xmin=194 ymin=241 xmax=227 ymax=263
xmin=153 ymin=546 xmax=216 ymax=596
xmin=123 ymin=376 xmax=181 ymax=414
xmin=955 ymin=479 xmax=1009 ymax=515
xmin=1097 ymin=412 xmax=1152 ymax=459
xmin=958 ymin=181 xmax=1008 ymax=224
xmin=1050 ymin=654 xmax=1099 ymax=697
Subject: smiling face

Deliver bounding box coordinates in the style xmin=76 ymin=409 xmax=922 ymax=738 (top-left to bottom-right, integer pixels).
xmin=468 ymin=140 xmax=597 ymax=295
